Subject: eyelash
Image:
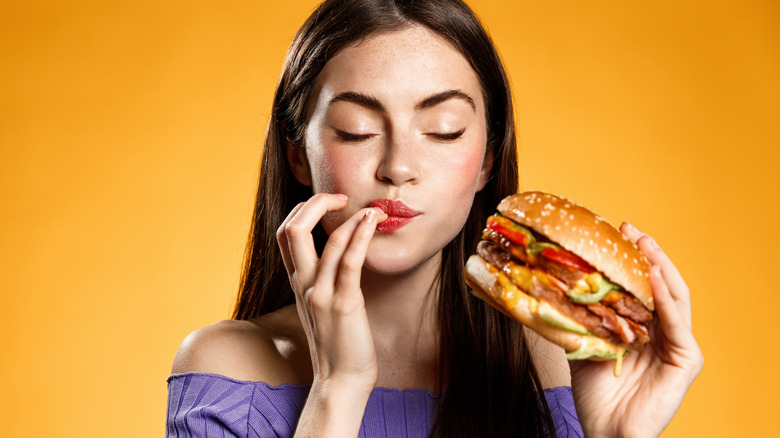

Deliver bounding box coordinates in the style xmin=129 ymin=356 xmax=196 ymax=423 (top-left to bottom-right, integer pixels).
xmin=335 ymin=129 xmax=466 ymax=142
xmin=428 ymin=129 xmax=465 ymax=141
xmin=336 ymin=131 xmax=375 ymax=142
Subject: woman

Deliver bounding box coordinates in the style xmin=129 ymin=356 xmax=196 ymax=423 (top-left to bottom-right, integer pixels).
xmin=167 ymin=0 xmax=703 ymax=436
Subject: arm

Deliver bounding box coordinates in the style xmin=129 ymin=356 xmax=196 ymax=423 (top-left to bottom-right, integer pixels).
xmin=276 ymin=194 xmax=388 ymax=437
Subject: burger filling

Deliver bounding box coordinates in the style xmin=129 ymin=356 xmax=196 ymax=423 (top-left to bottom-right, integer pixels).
xmin=479 ymin=214 xmax=652 ymax=351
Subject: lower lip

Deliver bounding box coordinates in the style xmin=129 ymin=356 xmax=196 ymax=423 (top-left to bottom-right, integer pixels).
xmin=376 ymin=216 xmax=416 ymax=233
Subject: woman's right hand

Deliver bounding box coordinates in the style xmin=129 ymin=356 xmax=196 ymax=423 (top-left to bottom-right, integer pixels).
xmin=276 ymin=193 xmax=387 ymax=394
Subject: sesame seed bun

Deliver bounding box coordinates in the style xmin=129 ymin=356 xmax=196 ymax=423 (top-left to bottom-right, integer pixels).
xmin=497 ymin=191 xmax=654 ymax=311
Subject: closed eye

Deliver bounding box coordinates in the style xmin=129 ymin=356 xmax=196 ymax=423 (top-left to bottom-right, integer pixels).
xmin=427 ymin=128 xmax=465 ymax=141
xmin=336 ymin=130 xmax=376 ymax=142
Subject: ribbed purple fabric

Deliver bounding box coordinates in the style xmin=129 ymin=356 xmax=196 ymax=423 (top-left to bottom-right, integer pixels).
xmin=167 ymin=372 xmax=583 ymax=437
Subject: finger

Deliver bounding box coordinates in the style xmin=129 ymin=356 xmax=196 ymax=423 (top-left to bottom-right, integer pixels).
xmin=650 ymin=265 xmax=694 ymax=340
xmin=636 ymin=235 xmax=692 ymax=326
xmin=620 ymin=221 xmax=644 ymax=245
xmin=283 ymin=193 xmax=349 ymax=287
xmin=277 ymin=202 xmax=306 ymax=277
xmin=621 ymin=222 xmax=691 ymax=325
xmin=317 ymin=208 xmax=387 ymax=288
xmin=333 ymin=209 xmax=382 ymax=299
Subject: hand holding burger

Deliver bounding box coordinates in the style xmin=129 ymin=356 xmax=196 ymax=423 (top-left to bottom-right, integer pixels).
xmin=466 ymin=191 xmax=654 ymax=375
xmin=466 ymin=191 xmax=704 ymax=436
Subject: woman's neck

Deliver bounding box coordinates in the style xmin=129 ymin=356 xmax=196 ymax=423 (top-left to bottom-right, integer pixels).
xmin=359 ymin=252 xmax=440 ymax=386
xmin=360 ymin=252 xmax=440 ymax=336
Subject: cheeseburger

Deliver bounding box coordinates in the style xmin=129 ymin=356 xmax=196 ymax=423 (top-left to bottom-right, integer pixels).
xmin=465 ymin=191 xmax=655 ymax=376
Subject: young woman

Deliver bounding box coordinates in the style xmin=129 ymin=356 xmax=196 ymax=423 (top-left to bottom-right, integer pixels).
xmin=167 ymin=1 xmax=703 ymax=437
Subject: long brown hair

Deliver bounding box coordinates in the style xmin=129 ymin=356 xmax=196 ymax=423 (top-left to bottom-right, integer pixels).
xmin=232 ymin=0 xmax=556 ymax=436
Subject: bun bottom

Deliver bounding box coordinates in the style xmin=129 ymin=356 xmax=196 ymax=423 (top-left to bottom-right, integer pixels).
xmin=464 ymin=255 xmax=624 ymax=360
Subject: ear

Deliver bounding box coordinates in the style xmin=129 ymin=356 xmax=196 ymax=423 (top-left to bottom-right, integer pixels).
xmin=476 ymin=148 xmax=494 ymax=192
xmin=286 ymin=143 xmax=312 ymax=187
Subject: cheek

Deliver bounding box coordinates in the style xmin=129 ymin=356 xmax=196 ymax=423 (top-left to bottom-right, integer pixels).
xmin=424 ymin=143 xmax=487 ymax=235
xmin=434 ymin=144 xmax=486 ymax=200
xmin=307 ymin=146 xmax=371 ymax=233
xmin=308 ymin=146 xmax=362 ymax=193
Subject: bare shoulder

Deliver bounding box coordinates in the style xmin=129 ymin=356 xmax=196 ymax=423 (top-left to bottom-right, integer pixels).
xmin=525 ymin=329 xmax=572 ymax=389
xmin=171 ymin=305 xmax=313 ymax=384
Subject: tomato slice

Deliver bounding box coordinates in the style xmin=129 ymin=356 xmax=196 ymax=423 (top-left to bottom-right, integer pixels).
xmin=486 ymin=215 xmax=530 ymax=246
xmin=540 ymin=247 xmax=596 ymax=273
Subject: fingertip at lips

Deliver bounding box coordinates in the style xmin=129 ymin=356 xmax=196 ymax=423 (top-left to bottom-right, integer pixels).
xmin=362 ymin=208 xmax=388 ymax=224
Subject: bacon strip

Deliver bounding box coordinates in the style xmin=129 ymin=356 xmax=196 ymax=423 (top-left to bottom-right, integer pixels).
xmin=477 ymin=241 xmax=648 ymax=350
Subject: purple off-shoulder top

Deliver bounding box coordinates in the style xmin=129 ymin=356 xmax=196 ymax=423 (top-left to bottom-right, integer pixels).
xmin=167 ymin=372 xmax=583 ymax=437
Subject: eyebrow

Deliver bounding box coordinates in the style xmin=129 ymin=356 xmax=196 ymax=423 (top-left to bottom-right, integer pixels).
xmin=416 ymin=89 xmax=476 ymax=111
xmin=328 ymin=89 xmax=476 ymax=112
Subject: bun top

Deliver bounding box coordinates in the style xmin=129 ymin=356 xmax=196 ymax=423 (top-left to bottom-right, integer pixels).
xmin=497 ymin=191 xmax=654 ymax=310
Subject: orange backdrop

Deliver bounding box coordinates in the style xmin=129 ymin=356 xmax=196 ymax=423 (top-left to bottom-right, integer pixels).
xmin=2 ymin=0 xmax=778 ymax=436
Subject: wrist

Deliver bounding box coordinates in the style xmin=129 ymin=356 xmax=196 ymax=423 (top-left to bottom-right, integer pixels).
xmin=311 ymin=376 xmax=374 ymax=406
xmin=294 ymin=378 xmax=373 ymax=438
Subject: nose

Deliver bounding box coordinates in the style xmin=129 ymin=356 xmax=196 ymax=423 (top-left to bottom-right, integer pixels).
xmin=375 ymin=134 xmax=420 ymax=186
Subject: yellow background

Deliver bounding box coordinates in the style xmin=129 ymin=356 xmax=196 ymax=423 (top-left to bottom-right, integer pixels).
xmin=2 ymin=0 xmax=777 ymax=436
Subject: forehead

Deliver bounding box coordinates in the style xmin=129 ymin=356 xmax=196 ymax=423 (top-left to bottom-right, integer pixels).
xmin=313 ymin=25 xmax=483 ymax=109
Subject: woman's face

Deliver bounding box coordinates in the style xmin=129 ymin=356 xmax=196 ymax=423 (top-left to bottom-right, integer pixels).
xmin=298 ymin=25 xmax=492 ymax=275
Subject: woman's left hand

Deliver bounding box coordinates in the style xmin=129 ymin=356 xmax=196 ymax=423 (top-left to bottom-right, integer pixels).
xmin=569 ymin=222 xmax=704 ymax=438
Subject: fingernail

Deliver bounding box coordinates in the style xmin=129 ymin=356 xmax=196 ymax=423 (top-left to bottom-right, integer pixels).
xmin=334 ymin=194 xmax=348 ymax=201
xmin=623 ymin=221 xmax=639 ymax=234
xmin=363 ymin=209 xmax=376 ymax=223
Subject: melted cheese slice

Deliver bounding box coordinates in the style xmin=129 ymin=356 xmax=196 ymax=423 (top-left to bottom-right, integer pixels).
xmin=614 ymin=349 xmax=626 ymax=377
xmin=565 ymin=336 xmax=627 ymax=360
xmin=495 ymin=268 xmax=538 ymax=313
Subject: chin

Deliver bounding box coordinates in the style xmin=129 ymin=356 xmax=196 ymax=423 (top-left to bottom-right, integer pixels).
xmin=361 ymin=244 xmax=441 ymax=277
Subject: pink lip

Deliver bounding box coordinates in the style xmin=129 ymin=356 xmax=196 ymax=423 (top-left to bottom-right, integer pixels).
xmin=368 ymin=199 xmax=422 ymax=233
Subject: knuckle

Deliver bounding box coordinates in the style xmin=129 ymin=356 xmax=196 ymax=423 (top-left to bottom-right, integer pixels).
xmin=284 ymin=220 xmax=303 ymax=238
xmin=332 ymin=295 xmax=363 ymax=316
xmin=339 ymin=254 xmax=362 ymax=275
xmin=305 ymin=287 xmax=328 ymax=311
